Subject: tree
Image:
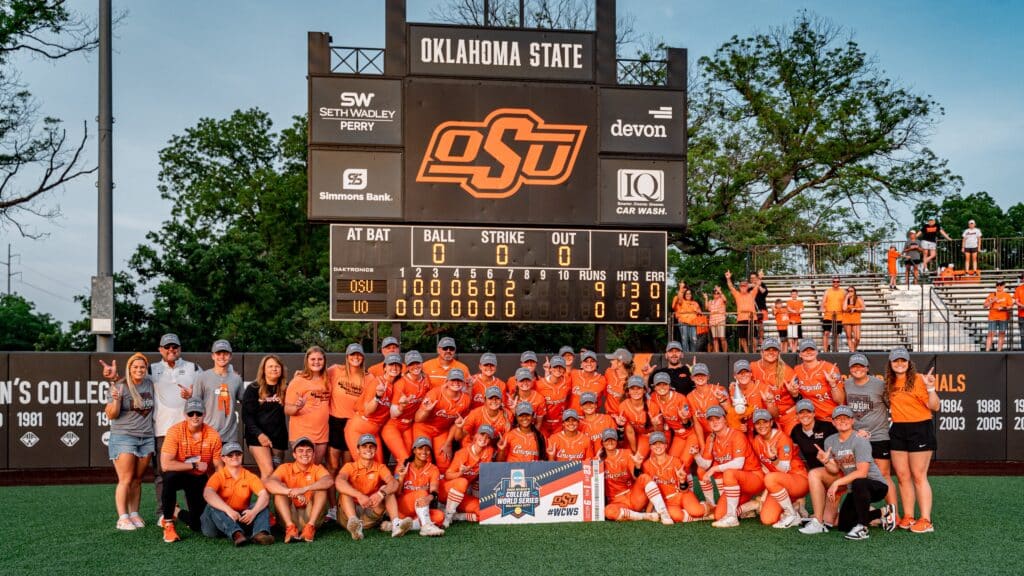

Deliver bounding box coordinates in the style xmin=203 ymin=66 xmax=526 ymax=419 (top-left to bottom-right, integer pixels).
xmin=0 ymin=0 xmax=99 ymax=236
xmin=0 ymin=292 xmax=63 ymax=350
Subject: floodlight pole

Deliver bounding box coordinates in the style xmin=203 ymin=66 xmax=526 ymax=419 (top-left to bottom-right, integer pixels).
xmin=96 ymin=0 xmax=113 ymax=352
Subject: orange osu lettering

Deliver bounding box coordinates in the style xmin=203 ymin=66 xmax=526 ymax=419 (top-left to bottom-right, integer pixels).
xmin=551 ymin=492 xmax=578 ymax=508
xmin=417 ymin=108 xmax=587 ymax=199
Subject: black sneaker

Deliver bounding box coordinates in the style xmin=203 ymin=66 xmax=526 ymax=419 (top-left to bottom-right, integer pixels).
xmin=845 ymin=524 xmax=870 ymax=541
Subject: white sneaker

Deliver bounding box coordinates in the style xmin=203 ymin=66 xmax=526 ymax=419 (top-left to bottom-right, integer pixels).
xmin=325 ymin=507 xmax=338 ymax=523
xmin=659 ymin=512 xmax=674 ymax=525
xmin=772 ymin=513 xmax=801 ymax=529
xmin=711 ymin=515 xmax=739 ymax=528
xmin=799 ymin=518 xmax=829 ymax=534
xmin=845 ymin=523 xmax=870 ymax=541
xmin=881 ymin=504 xmax=897 ymax=532
xmin=116 ymin=518 xmax=136 ymax=531
xmin=419 ymin=523 xmax=445 ymax=537
xmin=442 ymin=513 xmax=454 ymax=529
xmin=391 ymin=517 xmax=413 ymax=538
xmin=346 ymin=517 xmax=364 ymax=541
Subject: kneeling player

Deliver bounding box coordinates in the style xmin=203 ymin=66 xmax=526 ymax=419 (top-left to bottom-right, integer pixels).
xmin=394 ymin=437 xmax=446 ymax=537
xmin=750 ymin=409 xmax=808 ymax=528
xmin=440 ymin=425 xmax=496 ymax=527
xmin=696 ymin=405 xmax=764 ymax=528
xmin=336 ymin=434 xmax=412 ymax=540
xmin=600 ymin=429 xmax=659 ymax=523
xmin=643 ymin=431 xmax=707 ymax=525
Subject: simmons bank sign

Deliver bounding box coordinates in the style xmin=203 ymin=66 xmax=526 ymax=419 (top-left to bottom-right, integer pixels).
xmin=409 ymin=25 xmax=595 ymax=81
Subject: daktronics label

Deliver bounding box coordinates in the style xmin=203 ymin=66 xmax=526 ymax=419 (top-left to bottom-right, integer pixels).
xmin=417 ymin=108 xmax=587 ymax=199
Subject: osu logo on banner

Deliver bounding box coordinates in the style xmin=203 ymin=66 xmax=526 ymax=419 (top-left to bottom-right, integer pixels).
xmin=417 ymin=108 xmax=586 ymax=199
xmin=551 ymin=493 xmax=578 ymax=508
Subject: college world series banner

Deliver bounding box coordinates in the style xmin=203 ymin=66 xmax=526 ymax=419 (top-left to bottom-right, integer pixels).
xmin=478 ymin=460 xmax=604 ymax=524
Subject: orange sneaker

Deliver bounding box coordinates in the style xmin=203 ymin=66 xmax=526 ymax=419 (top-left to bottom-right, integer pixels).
xmin=301 ymin=523 xmax=316 ymax=542
xmin=898 ymin=516 xmax=915 ymax=530
xmin=910 ymin=518 xmax=934 ymax=533
xmin=162 ymin=521 xmax=180 ymax=543
xmin=284 ymin=524 xmax=301 ymax=544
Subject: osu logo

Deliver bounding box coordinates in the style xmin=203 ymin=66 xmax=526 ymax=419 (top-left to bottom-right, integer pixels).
xmin=417 ymin=108 xmax=586 ymax=199
xmin=551 ymin=493 xmax=578 ymax=508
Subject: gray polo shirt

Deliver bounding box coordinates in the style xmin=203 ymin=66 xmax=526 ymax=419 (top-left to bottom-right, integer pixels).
xmin=110 ymin=377 xmax=156 ymax=438
xmin=193 ymin=367 xmax=245 ymax=443
xmin=845 ymin=376 xmax=890 ymax=442
xmin=824 ymin=432 xmax=885 ymax=483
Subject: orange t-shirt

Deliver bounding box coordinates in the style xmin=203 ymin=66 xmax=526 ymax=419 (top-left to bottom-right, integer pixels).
xmin=751 ymin=360 xmax=797 ymax=432
xmin=547 ymin=431 xmax=594 ymax=461
xmin=674 ymin=298 xmax=702 ymax=325
xmin=568 ymin=370 xmax=607 ymax=412
xmin=889 ymin=374 xmax=933 ymax=423
xmin=822 ymin=287 xmax=845 ymax=317
xmin=581 ymin=413 xmax=617 ymax=453
xmin=752 ymin=431 xmax=806 ymax=475
xmin=272 ymin=461 xmax=330 ymax=491
xmin=1015 ymin=285 xmax=1024 ymax=318
xmin=285 ymin=373 xmax=330 ymax=443
xmin=730 ymin=286 xmax=757 ymax=321
xmin=502 ymin=428 xmax=542 ymax=462
xmin=418 ymin=388 xmax=471 ymax=431
xmin=537 ymin=376 xmax=571 ymax=429
xmin=326 ymin=364 xmax=364 ymax=419
xmin=604 ymin=368 xmax=627 ymax=415
xmin=400 ymin=462 xmax=440 ymax=494
xmin=843 ymin=296 xmax=864 ymax=325
xmin=356 ymin=374 xmax=394 ymax=426
xmin=794 ymin=361 xmax=843 ymax=421
xmin=985 ymin=291 xmax=1014 ymax=321
xmin=887 ymin=249 xmax=899 ymax=275
xmin=162 ymin=421 xmax=222 ymax=475
xmin=449 ymin=445 xmax=494 ymax=482
xmin=642 ymin=454 xmax=685 ymax=495
xmin=687 ymin=383 xmax=728 ymax=435
xmin=206 ymin=467 xmax=265 ymax=511
xmin=390 ymin=373 xmax=431 ymax=423
xmin=603 ymin=448 xmax=638 ymax=497
xmin=787 ymin=299 xmax=804 ymax=324
xmin=339 ymin=460 xmax=393 ymax=495
xmin=702 ymin=427 xmax=760 ymax=473
xmin=648 ymin=390 xmax=692 ymax=433
xmin=618 ymin=400 xmax=654 ymax=435
xmin=422 ymin=358 xmax=471 ymax=389
xmin=773 ymin=304 xmax=790 ymax=330
xmin=462 ymin=406 xmax=512 ymax=440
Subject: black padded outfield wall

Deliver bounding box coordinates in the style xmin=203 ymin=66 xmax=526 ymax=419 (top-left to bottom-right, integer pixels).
xmin=1 ymin=352 xmax=1020 ymax=469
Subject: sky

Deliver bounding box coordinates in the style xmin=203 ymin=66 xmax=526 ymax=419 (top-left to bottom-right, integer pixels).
xmin=4 ymin=0 xmax=1022 ymax=326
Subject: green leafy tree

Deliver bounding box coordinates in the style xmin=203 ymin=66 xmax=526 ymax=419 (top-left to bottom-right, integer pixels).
xmin=0 ymin=293 xmax=63 ymax=350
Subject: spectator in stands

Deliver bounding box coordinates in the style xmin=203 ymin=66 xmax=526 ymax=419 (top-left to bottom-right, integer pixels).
xmin=1016 ymin=274 xmax=1024 ymax=351
xmin=725 ymin=270 xmax=758 ymax=352
xmin=772 ymin=299 xmax=789 ymax=347
xmin=902 ymin=232 xmax=923 ymax=285
xmin=937 ymin=263 xmax=956 ymax=285
xmin=961 ymin=219 xmax=982 ymax=275
xmin=750 ymin=270 xmax=768 ymax=349
xmin=843 ymin=287 xmax=865 ymax=353
xmin=886 ymin=245 xmax=900 ymax=290
xmin=820 ymin=277 xmax=845 ymax=352
xmin=786 ymin=290 xmax=804 ymax=353
xmin=984 ymin=281 xmax=1015 ymax=351
xmin=704 ymin=286 xmax=728 ymax=352
xmin=672 ymin=288 xmax=701 ymax=352
xmin=918 ymin=217 xmax=952 ymax=274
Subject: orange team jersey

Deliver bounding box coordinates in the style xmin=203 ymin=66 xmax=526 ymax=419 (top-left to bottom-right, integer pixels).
xmin=751 ymin=360 xmax=797 ymax=431
xmin=547 ymin=431 xmax=594 ymax=461
xmin=687 ymin=384 xmax=728 ymax=434
xmin=822 ymin=287 xmax=845 ymax=316
xmin=985 ymin=291 xmax=1014 ymax=321
xmin=604 ymin=369 xmax=627 ymax=415
xmin=206 ymin=467 xmax=265 ymax=511
xmin=422 ymin=358 xmax=471 ymax=389
xmin=468 ymin=374 xmax=502 ymax=407
xmin=367 ymin=360 xmax=405 ymax=380
xmin=794 ymin=361 xmax=843 ymax=421
xmin=889 ymin=374 xmax=933 ymax=423
xmin=649 ymin=391 xmax=693 ymax=433
xmin=506 ymin=388 xmax=546 ymax=422
xmin=390 ymin=373 xmax=431 ymax=423
xmin=787 ymin=299 xmax=804 ymax=325
xmin=603 ymin=448 xmax=639 ymax=497
xmin=462 ymin=406 xmax=512 ymax=440
xmin=400 ymin=462 xmax=440 ymax=494
xmin=285 ymin=373 xmax=331 ymax=443
xmin=356 ymin=374 xmax=394 ymax=426
xmin=703 ymin=426 xmax=760 ymax=473
xmin=581 ymin=413 xmax=617 ymax=452
xmin=339 ymin=460 xmax=393 ymax=495
xmin=505 ymin=373 xmax=538 ymax=397
xmin=725 ymin=381 xmax=770 ymax=432
xmin=449 ymin=445 xmax=495 ymax=482
xmin=642 ymin=454 xmax=686 ymax=494
xmin=568 ymin=370 xmax=607 ymax=412
xmin=503 ymin=428 xmax=542 ymax=462
xmin=419 ymin=387 xmax=471 ymax=431
xmin=752 ymin=431 xmax=806 ymax=475
xmin=537 ymin=376 xmax=571 ymax=429
xmin=773 ymin=304 xmax=790 ymax=330
xmin=887 ymin=249 xmax=899 ymax=275
xmin=618 ymin=401 xmax=654 ymax=435
xmin=326 ymin=364 xmax=363 ymax=419
xmin=162 ymin=421 xmax=222 ymax=474
xmin=272 ymin=461 xmax=330 ymax=492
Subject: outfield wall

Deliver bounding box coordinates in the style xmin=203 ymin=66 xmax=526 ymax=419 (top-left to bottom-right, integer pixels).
xmin=0 ymin=351 xmax=1020 ymax=469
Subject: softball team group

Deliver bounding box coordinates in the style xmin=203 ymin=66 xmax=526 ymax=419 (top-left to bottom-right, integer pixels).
xmin=102 ymin=333 xmax=939 ymax=545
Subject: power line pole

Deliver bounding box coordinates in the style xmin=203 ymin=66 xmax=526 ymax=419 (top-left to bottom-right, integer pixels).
xmin=94 ymin=0 xmax=114 ymax=352
xmin=1 ymin=244 xmax=20 ymax=295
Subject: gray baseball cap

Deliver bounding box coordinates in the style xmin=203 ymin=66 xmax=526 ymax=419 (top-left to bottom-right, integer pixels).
xmin=515 ymin=402 xmax=534 ymax=416
xmin=479 ymin=353 xmax=497 ymax=366
xmin=549 ymin=356 xmax=566 ymax=369
xmin=438 ymin=337 xmax=456 ymax=349
xmin=605 ymin=348 xmax=633 ymax=363
xmin=221 ymin=442 xmax=243 ymax=456
xmin=691 ymin=363 xmax=709 ymax=376
xmin=484 ymin=386 xmax=502 ymax=399
xmin=762 ymin=337 xmax=781 ymax=351
xmin=601 ymin=428 xmax=618 ymax=441
xmin=384 ymin=353 xmax=403 ymax=365
xmin=652 ymin=372 xmax=672 ymax=386
xmin=211 ymin=339 xmax=232 ymax=353
xmin=447 ymin=368 xmax=466 ymax=381
xmin=581 ymin=351 xmax=598 ymax=362
xmin=558 ymin=346 xmax=575 ymax=356
xmin=346 ymin=343 xmax=364 ymax=355
xmin=292 ymin=436 xmax=314 ymax=451
xmin=798 ymin=339 xmax=817 ymax=351
xmin=665 ymin=341 xmax=683 ymax=352
xmin=160 ymin=333 xmax=181 ymax=347
xmin=520 ymin=351 xmax=538 ymax=363
xmin=477 ymin=425 xmax=496 ymax=438
xmin=405 ymin=350 xmax=423 ymax=364
xmin=561 ymin=409 xmax=580 ymax=421
xmin=888 ymin=348 xmax=910 ymax=362
xmin=580 ymin=392 xmax=598 ymax=405
xmin=752 ymin=409 xmax=772 ymax=423
xmin=515 ymin=367 xmax=534 ymax=381
xmin=832 ymin=405 xmax=854 ymax=419
xmin=626 ymin=375 xmax=645 ymax=389
xmin=412 ymin=436 xmax=432 ymax=450
xmin=848 ymin=353 xmax=869 ymax=368
xmin=649 ymin=431 xmax=667 ymax=444
xmin=734 ymin=359 xmax=751 ymax=374
xmin=795 ymin=399 xmax=815 ymax=413
xmin=357 ymin=434 xmax=377 ymax=446
xmin=185 ymin=398 xmax=205 ymax=415
xmin=381 ymin=336 xmax=400 ymax=349
xmin=705 ymin=405 xmax=726 ymax=419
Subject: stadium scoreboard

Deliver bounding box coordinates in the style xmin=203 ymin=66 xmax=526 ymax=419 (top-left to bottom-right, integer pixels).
xmin=330 ymin=224 xmax=667 ymax=324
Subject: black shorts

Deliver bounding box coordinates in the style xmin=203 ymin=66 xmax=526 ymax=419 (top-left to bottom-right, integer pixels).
xmin=328 ymin=416 xmax=350 ymax=451
xmin=244 ymin=432 xmax=288 ymax=452
xmin=870 ymin=440 xmax=891 ymax=460
xmin=889 ymin=420 xmax=936 ymax=452
xmin=964 ymin=247 xmax=978 ymax=254
xmin=821 ymin=316 xmax=843 ymax=331
xmin=736 ymin=321 xmax=752 ymax=339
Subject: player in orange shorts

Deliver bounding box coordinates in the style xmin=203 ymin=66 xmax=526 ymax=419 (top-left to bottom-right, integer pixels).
xmin=616 ymin=376 xmax=655 ymax=458
xmin=440 ymin=425 xmax=496 ymax=527
xmin=546 ymin=410 xmax=594 ymax=461
xmin=393 ymin=436 xmax=445 ymax=537
xmin=642 ymin=431 xmax=708 ymax=524
xmin=381 ymin=351 xmax=431 ymax=465
xmin=648 ymin=372 xmax=703 ymax=466
xmin=599 ymin=429 xmax=660 ymax=523
xmin=696 ymin=405 xmax=765 ymax=528
xmin=498 ymin=402 xmax=545 ymax=462
xmin=414 ymin=368 xmax=472 ymax=473
xmin=750 ymin=409 xmax=808 ymax=528
xmin=336 ymin=434 xmax=412 ymax=540
xmin=262 ymin=436 xmax=333 ymax=543
xmin=579 ymin=392 xmax=616 ymax=454
xmin=344 ymin=353 xmax=401 ymax=464
xmin=568 ymin=351 xmax=606 ymax=412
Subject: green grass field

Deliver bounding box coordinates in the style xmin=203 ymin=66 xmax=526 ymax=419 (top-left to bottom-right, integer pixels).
xmin=1 ymin=477 xmax=1021 ymax=575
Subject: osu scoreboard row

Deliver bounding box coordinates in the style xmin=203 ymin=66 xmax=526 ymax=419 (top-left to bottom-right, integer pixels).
xmin=330 ymin=224 xmax=667 ymax=324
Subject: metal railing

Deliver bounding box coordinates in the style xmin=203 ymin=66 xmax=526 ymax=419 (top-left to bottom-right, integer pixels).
xmin=331 ymin=46 xmax=384 ymax=74
xmin=751 ymin=237 xmax=1024 ymax=277
xmin=616 ymin=58 xmax=668 ymax=86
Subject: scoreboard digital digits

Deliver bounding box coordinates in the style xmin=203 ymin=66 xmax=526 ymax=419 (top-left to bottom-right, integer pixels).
xmin=331 ymin=224 xmax=667 ymax=323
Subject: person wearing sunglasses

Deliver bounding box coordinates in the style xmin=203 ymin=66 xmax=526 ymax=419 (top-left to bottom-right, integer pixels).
xmin=159 ymin=397 xmax=223 ymax=543
xmin=422 ymin=336 xmax=470 ymax=389
xmin=201 ymin=442 xmax=274 ymax=546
